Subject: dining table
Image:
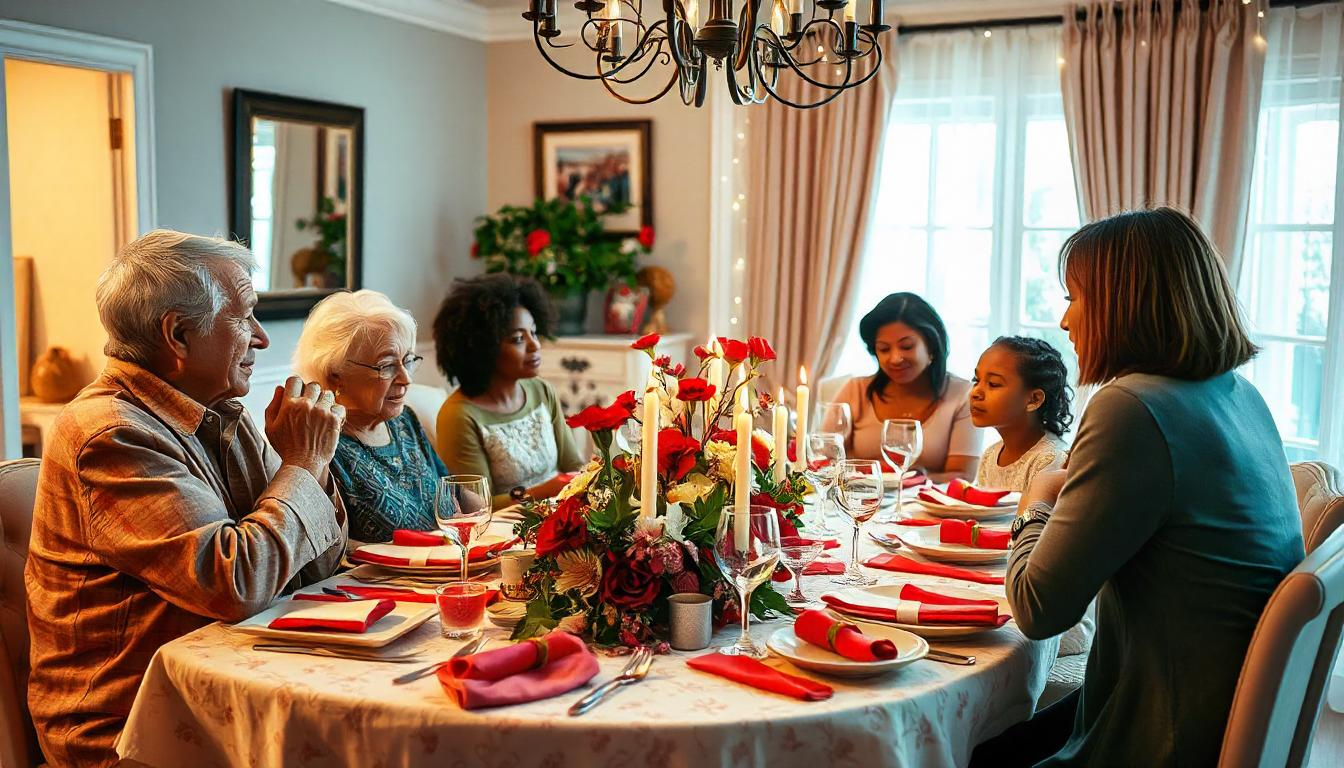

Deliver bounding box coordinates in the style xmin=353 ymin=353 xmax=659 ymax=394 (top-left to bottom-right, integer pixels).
xmin=115 ymin=507 xmax=1060 ymax=768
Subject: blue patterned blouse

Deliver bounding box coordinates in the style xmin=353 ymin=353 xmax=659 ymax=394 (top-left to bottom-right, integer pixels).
xmin=331 ymin=410 xmax=447 ymax=543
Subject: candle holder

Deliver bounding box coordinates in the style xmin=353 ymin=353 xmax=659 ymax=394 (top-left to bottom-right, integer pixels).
xmin=838 ymin=21 xmax=860 ymax=58
xmin=862 ymin=0 xmax=890 ymax=33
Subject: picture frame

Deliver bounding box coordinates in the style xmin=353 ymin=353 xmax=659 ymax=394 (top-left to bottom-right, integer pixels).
xmin=534 ymin=120 xmax=653 ymax=238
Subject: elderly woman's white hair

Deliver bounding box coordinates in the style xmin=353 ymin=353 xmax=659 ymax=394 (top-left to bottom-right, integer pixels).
xmin=96 ymin=229 xmax=258 ymax=366
xmin=294 ymin=290 xmax=417 ymax=385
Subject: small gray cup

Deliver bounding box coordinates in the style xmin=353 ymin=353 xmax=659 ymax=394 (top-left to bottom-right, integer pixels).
xmin=668 ymin=592 xmax=713 ymax=651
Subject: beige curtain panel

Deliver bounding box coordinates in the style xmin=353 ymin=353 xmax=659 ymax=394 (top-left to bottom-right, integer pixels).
xmin=1061 ymin=0 xmax=1266 ymax=279
xmin=745 ymin=54 xmax=898 ymax=388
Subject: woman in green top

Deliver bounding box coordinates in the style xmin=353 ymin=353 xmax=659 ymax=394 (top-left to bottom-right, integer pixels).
xmin=432 ymin=274 xmax=583 ymax=509
xmin=975 ymin=208 xmax=1304 ymax=766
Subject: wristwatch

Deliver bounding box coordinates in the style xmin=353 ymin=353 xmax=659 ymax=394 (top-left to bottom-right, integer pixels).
xmin=1010 ymin=506 xmax=1052 ymax=543
xmin=509 ymin=485 xmax=528 ymax=503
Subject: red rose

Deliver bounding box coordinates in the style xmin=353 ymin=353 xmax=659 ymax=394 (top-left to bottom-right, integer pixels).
xmin=747 ymin=336 xmax=776 ymax=363
xmin=708 ymin=427 xmax=736 ymax=444
xmin=526 ymin=229 xmax=551 ymax=256
xmin=612 ymin=455 xmax=632 ymax=473
xmin=653 ymin=354 xmax=671 ymax=369
xmin=600 ymin=552 xmax=660 ymax=610
xmin=750 ymin=432 xmax=772 ymax=471
xmin=657 ymin=428 xmax=701 ymax=483
xmin=671 ymin=570 xmax=700 ymax=594
xmin=612 ymin=389 xmax=637 ymax=414
xmin=565 ymin=403 xmax=633 ymax=432
xmin=751 ymin=491 xmax=803 ymax=537
xmin=470 ymin=242 xmax=480 ymax=259
xmin=693 ymin=344 xmax=716 ymax=361
xmin=534 ymin=498 xmax=588 ymax=558
xmin=717 ymin=337 xmax=750 ymax=365
xmin=638 ymin=225 xmax=655 ymax=249
xmin=675 ymin=377 xmax=716 ymax=403
xmin=631 ymin=333 xmax=660 ymax=351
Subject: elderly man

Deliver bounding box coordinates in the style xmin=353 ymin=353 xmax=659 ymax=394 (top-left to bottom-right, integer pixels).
xmin=25 ymin=230 xmax=349 ymax=767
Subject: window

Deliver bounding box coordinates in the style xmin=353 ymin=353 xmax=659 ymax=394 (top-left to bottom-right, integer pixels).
xmin=249 ymin=119 xmax=276 ymax=287
xmin=1239 ymin=5 xmax=1344 ymax=463
xmin=834 ymin=26 xmax=1080 ymax=387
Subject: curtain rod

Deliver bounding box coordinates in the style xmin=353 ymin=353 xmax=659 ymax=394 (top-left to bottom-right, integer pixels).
xmin=898 ymin=0 xmax=1335 ymax=36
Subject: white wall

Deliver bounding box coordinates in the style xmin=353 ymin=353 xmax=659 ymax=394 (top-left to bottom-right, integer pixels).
xmin=3 ymin=0 xmax=488 ymax=398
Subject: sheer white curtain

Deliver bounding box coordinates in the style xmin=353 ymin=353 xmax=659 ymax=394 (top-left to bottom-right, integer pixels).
xmin=832 ymin=26 xmax=1077 ymax=384
xmin=1239 ymin=3 xmax=1344 ymax=465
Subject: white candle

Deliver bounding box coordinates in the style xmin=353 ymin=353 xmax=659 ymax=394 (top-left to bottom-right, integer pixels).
xmin=706 ymin=337 xmax=725 ymax=422
xmin=844 ymin=0 xmax=856 ymax=22
xmin=793 ymin=365 xmax=810 ymax=472
xmin=641 ymin=388 xmax=659 ymax=520
xmin=772 ymin=387 xmax=787 ymax=483
xmin=734 ymin=390 xmax=752 ymax=551
xmin=771 ymin=0 xmax=785 ymax=34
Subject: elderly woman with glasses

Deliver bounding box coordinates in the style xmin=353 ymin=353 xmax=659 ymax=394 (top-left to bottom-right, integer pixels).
xmin=294 ymin=289 xmax=447 ymax=542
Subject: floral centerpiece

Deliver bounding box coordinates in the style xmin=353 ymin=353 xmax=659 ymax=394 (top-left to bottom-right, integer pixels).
xmin=510 ymin=334 xmax=812 ymax=647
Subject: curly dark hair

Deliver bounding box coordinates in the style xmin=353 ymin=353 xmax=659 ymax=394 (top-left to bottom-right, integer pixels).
xmin=432 ymin=274 xmax=554 ymax=397
xmin=858 ymin=292 xmax=951 ymax=403
xmin=991 ymin=336 xmax=1074 ymax=437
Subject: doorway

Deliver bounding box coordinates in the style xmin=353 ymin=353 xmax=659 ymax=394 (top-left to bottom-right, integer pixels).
xmin=0 ymin=21 xmax=156 ymax=458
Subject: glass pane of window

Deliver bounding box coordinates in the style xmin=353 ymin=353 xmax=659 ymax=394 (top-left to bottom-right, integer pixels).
xmin=832 ymin=230 xmax=929 ymax=377
xmin=1239 ymin=231 xmax=1332 ymax=339
xmin=881 ymin=123 xmax=933 ymax=227
xmin=1022 ymin=119 xmax=1080 ymax=228
xmin=1254 ymin=107 xmax=1338 ymax=225
xmin=1242 ymin=340 xmax=1325 ymax=445
xmin=947 ymin=325 xmax=989 ymax=380
xmin=1019 ymin=229 xmax=1071 ymax=325
xmin=933 ymin=122 xmax=995 ymax=228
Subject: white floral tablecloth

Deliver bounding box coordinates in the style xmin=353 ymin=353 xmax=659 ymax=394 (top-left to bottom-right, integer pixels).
xmin=117 ymin=518 xmax=1058 ymax=768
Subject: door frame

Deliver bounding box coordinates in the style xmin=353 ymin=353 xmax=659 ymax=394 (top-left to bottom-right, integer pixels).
xmin=0 ymin=20 xmax=157 ymax=457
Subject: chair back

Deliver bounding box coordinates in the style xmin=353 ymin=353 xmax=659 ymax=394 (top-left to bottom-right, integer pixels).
xmin=1219 ymin=526 xmax=1344 ymax=767
xmin=0 ymin=459 xmax=41 ymax=767
xmin=404 ymin=383 xmax=450 ymax=447
xmin=1292 ymin=461 xmax=1344 ymax=554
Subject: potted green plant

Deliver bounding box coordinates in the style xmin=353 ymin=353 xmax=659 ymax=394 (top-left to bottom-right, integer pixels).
xmin=471 ymin=197 xmax=649 ymax=335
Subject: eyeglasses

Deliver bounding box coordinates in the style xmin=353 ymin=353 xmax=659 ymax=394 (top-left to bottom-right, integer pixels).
xmin=349 ymin=353 xmax=423 ymax=380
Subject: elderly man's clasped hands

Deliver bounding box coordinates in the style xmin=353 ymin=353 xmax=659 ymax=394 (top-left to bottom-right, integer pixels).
xmin=265 ymin=376 xmax=346 ymax=484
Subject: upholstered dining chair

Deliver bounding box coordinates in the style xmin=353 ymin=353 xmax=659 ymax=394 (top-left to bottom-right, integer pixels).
xmin=1218 ymin=525 xmax=1344 ymax=767
xmin=404 ymin=383 xmax=450 ymax=448
xmin=1292 ymin=461 xmax=1344 ymax=555
xmin=0 ymin=458 xmax=42 ymax=767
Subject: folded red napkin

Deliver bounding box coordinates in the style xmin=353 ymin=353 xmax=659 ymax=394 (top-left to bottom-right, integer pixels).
xmin=794 ymin=609 xmax=896 ymax=661
xmin=862 ymin=553 xmax=1004 ymax=585
xmin=686 ymin=653 xmax=833 ymax=701
xmin=392 ymin=529 xmax=451 ymax=546
xmin=902 ymin=473 xmax=928 ymax=489
xmin=772 ymin=555 xmax=845 ymax=582
xmin=946 ymin=478 xmax=1012 ymax=506
xmin=293 ymin=587 xmax=502 ymax=605
xmin=267 ymin=598 xmax=396 ymax=633
xmin=821 ymin=588 xmax=1009 ymax=627
xmin=780 ymin=536 xmax=840 ymax=550
xmin=351 ymin=537 xmax=519 ymax=567
xmin=894 ymin=518 xmax=940 ymax=527
xmin=939 ymin=519 xmax=1010 ymax=550
xmin=437 ymin=631 xmax=599 ymax=710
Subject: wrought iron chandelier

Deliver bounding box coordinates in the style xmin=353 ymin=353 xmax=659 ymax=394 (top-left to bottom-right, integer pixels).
xmin=521 ymin=0 xmax=890 ymax=108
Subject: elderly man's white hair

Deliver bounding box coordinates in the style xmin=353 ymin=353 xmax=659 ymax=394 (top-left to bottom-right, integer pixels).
xmin=96 ymin=229 xmax=258 ymax=365
xmin=293 ymin=289 xmax=417 ymax=386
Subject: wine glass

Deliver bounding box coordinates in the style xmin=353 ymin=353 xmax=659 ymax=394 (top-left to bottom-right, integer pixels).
xmin=879 ymin=418 xmax=924 ymax=522
xmin=835 ymin=460 xmax=883 ymax=586
xmin=434 ymin=474 xmax=493 ymax=582
xmin=817 ymin=401 xmax=852 ymax=437
xmin=803 ymin=432 xmax=845 ymax=537
xmin=778 ymin=539 xmax=825 ymax=607
xmin=713 ymin=504 xmax=782 ymax=659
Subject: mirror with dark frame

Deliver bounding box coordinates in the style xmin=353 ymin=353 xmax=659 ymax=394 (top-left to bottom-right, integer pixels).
xmin=230 ymin=89 xmax=363 ymax=319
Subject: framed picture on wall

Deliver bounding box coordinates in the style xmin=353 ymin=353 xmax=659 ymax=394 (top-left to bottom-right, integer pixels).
xmin=534 ymin=120 xmax=652 ymax=237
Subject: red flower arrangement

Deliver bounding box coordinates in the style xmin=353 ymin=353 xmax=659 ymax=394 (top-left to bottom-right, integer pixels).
xmin=638 ymin=225 xmax=656 ymax=250
xmin=525 ymin=229 xmax=551 ymax=257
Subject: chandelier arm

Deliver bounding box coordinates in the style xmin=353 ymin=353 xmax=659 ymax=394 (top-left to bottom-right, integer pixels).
xmin=600 ymin=63 xmax=680 ymax=104
xmin=758 ymin=69 xmax=847 ymax=109
xmin=534 ymin=27 xmax=610 ymax=80
xmin=607 ymin=41 xmax=673 ymax=84
xmin=725 ymin=54 xmax=768 ymax=105
xmin=733 ymin=0 xmax=764 ymax=71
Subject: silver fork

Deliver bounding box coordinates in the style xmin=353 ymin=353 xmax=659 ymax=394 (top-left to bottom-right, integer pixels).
xmin=567 ymin=646 xmax=655 ymax=716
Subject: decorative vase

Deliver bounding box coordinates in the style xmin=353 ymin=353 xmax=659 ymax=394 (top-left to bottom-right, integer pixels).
xmin=552 ymin=291 xmax=589 ymax=336
xmin=31 ymin=346 xmax=84 ymax=403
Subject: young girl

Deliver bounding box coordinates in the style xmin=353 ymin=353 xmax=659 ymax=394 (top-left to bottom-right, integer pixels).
xmin=968 ymin=336 xmax=1072 ymax=492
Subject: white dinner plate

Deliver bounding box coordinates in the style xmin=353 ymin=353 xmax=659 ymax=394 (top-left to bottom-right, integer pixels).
xmin=896 ymin=526 xmax=1009 ymax=564
xmin=913 ymin=486 xmax=1018 ymax=520
xmin=766 ymin=621 xmax=928 ymax=678
xmin=231 ymin=599 xmax=437 ymax=648
xmin=824 ymin=584 xmax=1011 ymax=639
xmin=486 ymin=600 xmax=526 ymax=630
xmin=348 ymin=533 xmax=512 ymax=574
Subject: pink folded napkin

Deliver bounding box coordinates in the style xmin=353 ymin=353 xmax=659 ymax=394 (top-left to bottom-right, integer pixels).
xmin=946 ymin=478 xmax=1013 ymax=506
xmin=293 ymin=587 xmax=502 ymax=605
xmin=686 ymin=653 xmax=833 ymax=701
xmin=437 ymin=631 xmax=599 ymax=710
xmin=862 ymin=553 xmax=1004 ymax=585
xmin=939 ymin=519 xmax=1010 ymax=550
xmin=794 ymin=609 xmax=896 ymax=661
xmin=822 ymin=585 xmax=1009 ymax=627
xmin=350 ymin=536 xmax=519 ymax=567
xmin=902 ymin=473 xmax=928 ymax=489
xmin=268 ymin=598 xmax=396 ymax=633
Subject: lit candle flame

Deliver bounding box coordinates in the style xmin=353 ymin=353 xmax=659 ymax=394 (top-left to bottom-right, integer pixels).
xmin=608 ymin=0 xmax=620 ymax=20
xmin=799 ymin=365 xmax=809 ymax=385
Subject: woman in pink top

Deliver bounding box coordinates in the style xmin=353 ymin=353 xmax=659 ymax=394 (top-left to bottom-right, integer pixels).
xmin=833 ymin=293 xmax=983 ymax=480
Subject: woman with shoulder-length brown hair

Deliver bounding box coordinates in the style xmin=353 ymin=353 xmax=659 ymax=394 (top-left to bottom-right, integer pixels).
xmin=975 ymin=208 xmax=1304 ymax=767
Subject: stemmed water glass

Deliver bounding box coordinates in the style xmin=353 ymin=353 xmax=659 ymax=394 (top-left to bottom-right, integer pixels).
xmin=817 ymin=401 xmax=853 ymax=437
xmin=879 ymin=418 xmax=924 ymax=522
xmin=434 ymin=474 xmax=493 ymax=582
xmin=778 ymin=539 xmax=825 ymax=607
xmin=835 ymin=460 xmax=883 ymax=586
xmin=713 ymin=504 xmax=782 ymax=659
xmin=803 ymin=432 xmax=845 ymax=537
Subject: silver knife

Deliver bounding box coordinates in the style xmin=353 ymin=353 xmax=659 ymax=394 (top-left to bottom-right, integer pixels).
xmin=251 ymin=643 xmax=424 ymax=664
xmin=391 ymin=633 xmax=488 ymax=685
xmin=925 ymin=648 xmax=976 ymax=665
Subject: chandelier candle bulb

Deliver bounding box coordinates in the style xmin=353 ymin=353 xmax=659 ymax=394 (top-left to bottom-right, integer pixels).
xmin=843 ymin=0 xmax=855 ymax=22
xmin=606 ymin=0 xmax=623 ymax=59
xmin=687 ymin=0 xmax=699 ymax=28
xmin=794 ymin=366 xmax=810 ymax=472
xmin=771 ymin=1 xmax=785 ymax=35
xmin=734 ymin=391 xmax=752 ymax=551
xmin=640 ymin=388 xmax=659 ymax=520
xmin=866 ymin=0 xmax=889 ymax=31
xmin=773 ymin=388 xmax=787 ymax=483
